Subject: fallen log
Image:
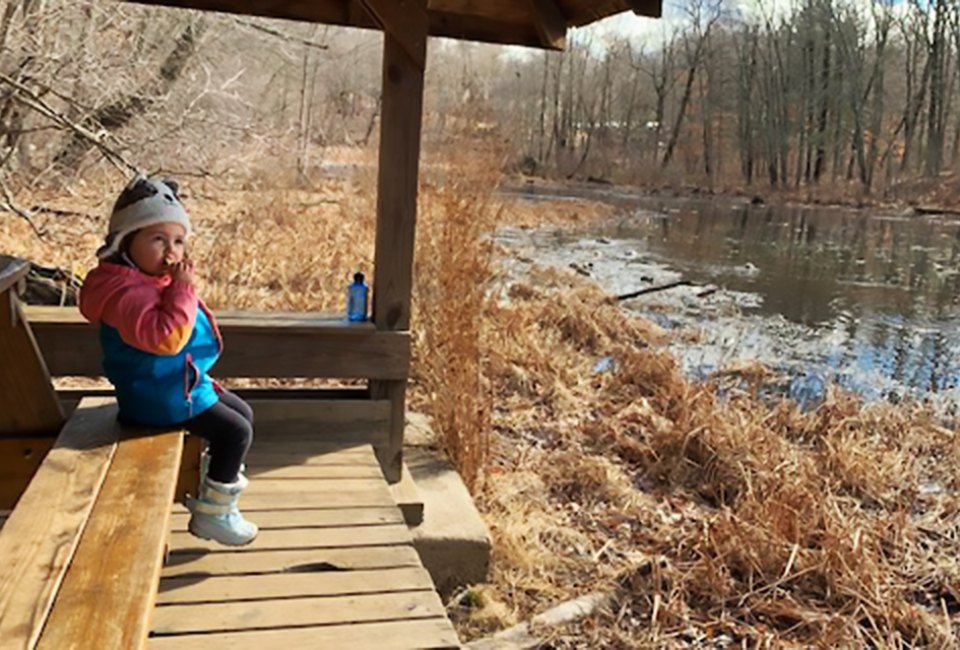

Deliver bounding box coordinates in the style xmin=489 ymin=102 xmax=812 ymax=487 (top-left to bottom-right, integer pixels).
xmin=466 ymin=592 xmax=614 ymax=650
xmin=617 ymin=280 xmax=691 ymax=301
xmin=914 ymin=205 xmax=960 ymax=217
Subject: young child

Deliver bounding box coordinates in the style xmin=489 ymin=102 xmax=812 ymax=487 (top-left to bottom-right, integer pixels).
xmin=79 ymin=175 xmax=257 ymax=546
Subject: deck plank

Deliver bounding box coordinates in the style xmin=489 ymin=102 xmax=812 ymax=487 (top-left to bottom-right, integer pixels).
xmin=157 ymin=567 xmax=435 ymax=604
xmin=152 ymin=591 xmax=447 ymax=635
xmin=169 ymin=506 xmax=404 ymax=530
xmin=164 ymin=545 xmax=423 ymax=576
xmin=244 ymin=477 xmax=391 ymax=494
xmin=0 ymin=437 xmax=57 ymax=510
xmin=169 ymin=523 xmax=412 ymax=551
xmin=147 ymin=618 xmax=460 ymax=649
xmin=239 ymin=490 xmax=395 ymax=510
xmin=245 ymin=446 xmax=381 ymax=468
xmin=245 ymin=464 xmax=385 ymax=479
xmin=155 ymin=441 xmax=459 ymax=648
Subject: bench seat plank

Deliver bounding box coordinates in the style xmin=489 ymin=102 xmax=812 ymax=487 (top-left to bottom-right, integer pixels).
xmin=0 ymin=398 xmax=119 ymax=648
xmin=36 ymin=427 xmax=184 ymax=650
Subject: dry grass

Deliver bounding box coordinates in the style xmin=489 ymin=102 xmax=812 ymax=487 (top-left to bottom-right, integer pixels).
xmin=462 ymin=261 xmax=960 ymax=647
xmin=4 ymin=151 xmax=960 ymax=647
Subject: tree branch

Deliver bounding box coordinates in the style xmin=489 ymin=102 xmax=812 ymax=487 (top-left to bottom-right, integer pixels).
xmin=0 ymin=175 xmax=44 ymax=237
xmin=233 ymin=18 xmax=329 ymax=50
xmin=0 ymin=71 xmax=140 ymax=176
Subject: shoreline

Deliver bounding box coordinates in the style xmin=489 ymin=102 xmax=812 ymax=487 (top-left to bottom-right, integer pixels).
xmin=499 ymin=174 xmax=960 ymax=218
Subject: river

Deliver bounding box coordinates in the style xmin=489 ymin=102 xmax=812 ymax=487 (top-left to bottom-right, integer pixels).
xmin=500 ymin=186 xmax=960 ymax=409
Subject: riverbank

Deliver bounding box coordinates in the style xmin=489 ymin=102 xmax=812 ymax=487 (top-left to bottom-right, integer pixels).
xmin=498 ymin=186 xmax=960 ymax=414
xmin=466 ymin=241 xmax=960 ymax=646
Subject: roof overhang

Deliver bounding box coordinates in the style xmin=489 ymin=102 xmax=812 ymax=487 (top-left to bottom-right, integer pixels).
xmin=121 ymin=0 xmax=662 ymax=50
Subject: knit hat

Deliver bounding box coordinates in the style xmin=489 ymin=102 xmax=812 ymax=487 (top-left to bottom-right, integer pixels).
xmin=96 ymin=175 xmax=191 ymax=259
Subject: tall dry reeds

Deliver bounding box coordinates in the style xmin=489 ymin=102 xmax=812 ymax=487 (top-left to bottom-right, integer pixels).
xmin=411 ymin=149 xmax=503 ymax=490
xmin=461 ymin=255 xmax=960 ymax=647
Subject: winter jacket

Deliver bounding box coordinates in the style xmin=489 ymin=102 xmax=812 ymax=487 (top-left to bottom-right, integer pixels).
xmin=79 ymin=261 xmax=222 ymax=426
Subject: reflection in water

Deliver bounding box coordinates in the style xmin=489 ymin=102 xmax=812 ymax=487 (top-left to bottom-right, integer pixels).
xmin=621 ymin=202 xmax=960 ymax=324
xmin=501 ymin=191 xmax=960 ymax=407
xmin=614 ymin=199 xmax=960 ymax=403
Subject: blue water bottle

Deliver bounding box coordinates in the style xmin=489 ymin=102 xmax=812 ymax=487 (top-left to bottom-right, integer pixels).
xmin=347 ymin=272 xmax=368 ymax=322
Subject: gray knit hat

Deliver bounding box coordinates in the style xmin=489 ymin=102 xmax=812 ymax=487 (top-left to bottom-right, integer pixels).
xmin=96 ymin=175 xmax=191 ymax=259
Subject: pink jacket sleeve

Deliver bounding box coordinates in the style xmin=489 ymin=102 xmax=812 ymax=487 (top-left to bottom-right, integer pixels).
xmin=100 ymin=281 xmax=198 ymax=355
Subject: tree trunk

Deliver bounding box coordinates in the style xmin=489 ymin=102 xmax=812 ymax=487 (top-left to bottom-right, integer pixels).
xmin=661 ymin=59 xmax=697 ymax=168
xmin=813 ymin=21 xmax=831 ymax=183
xmin=53 ymin=18 xmax=207 ymax=171
xmin=925 ymin=0 xmax=949 ymax=177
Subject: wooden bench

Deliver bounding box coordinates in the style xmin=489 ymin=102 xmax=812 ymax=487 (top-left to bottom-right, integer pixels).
xmin=0 ymin=397 xmax=184 ymax=649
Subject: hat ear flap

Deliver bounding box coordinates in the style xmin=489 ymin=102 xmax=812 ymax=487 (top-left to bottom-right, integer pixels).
xmin=161 ymin=179 xmax=180 ymax=197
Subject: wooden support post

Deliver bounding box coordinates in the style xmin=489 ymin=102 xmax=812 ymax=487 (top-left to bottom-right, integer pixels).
xmin=0 ymin=257 xmax=64 ymax=436
xmin=366 ymin=0 xmax=427 ymax=483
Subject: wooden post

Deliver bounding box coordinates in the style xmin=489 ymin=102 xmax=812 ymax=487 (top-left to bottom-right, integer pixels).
xmin=364 ymin=0 xmax=428 ymax=483
xmin=0 ymin=257 xmax=64 ymax=436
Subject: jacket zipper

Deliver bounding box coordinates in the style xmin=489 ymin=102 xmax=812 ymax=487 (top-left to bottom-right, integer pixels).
xmin=184 ymin=353 xmax=201 ymax=418
xmin=199 ymin=302 xmax=224 ymax=352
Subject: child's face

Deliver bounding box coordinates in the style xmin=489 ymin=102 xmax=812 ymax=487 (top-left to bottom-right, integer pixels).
xmin=128 ymin=223 xmax=188 ymax=276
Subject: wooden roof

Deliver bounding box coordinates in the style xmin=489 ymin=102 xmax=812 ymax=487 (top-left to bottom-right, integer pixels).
xmin=124 ymin=0 xmax=662 ymax=49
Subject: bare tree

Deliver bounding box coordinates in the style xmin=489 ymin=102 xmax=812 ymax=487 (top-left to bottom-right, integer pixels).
xmin=661 ymin=0 xmax=722 ymax=169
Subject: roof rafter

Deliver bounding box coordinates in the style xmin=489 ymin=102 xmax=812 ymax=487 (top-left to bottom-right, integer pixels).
xmin=627 ymin=0 xmax=662 ymax=19
xmin=527 ymin=0 xmax=567 ymax=50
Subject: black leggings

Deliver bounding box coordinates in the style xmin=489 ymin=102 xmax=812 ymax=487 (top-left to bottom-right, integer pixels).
xmin=184 ymin=389 xmax=254 ymax=484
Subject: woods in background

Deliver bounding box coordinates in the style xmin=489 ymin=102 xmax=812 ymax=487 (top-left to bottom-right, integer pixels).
xmin=0 ymin=0 xmax=958 ymax=199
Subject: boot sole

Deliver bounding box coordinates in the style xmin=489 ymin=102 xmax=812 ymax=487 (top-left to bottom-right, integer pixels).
xmin=188 ymin=521 xmax=257 ymax=546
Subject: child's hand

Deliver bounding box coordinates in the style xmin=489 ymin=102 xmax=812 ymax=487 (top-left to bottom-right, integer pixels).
xmin=169 ymin=259 xmax=195 ymax=286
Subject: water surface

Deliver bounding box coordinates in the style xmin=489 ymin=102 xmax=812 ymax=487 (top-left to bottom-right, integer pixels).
xmin=500 ymin=189 xmax=960 ymax=407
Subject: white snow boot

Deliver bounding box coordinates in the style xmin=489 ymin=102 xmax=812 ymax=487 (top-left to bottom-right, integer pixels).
xmin=186 ymin=476 xmax=258 ymax=546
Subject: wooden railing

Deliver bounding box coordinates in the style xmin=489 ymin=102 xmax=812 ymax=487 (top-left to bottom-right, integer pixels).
xmin=25 ymin=307 xmax=410 ymax=380
xmin=23 ymin=306 xmax=410 ymax=482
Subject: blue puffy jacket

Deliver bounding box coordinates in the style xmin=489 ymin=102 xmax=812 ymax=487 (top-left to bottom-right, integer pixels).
xmin=79 ymin=261 xmax=223 ymax=426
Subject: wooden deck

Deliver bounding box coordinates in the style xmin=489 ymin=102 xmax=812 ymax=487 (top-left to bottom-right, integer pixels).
xmin=148 ymin=441 xmax=460 ymax=649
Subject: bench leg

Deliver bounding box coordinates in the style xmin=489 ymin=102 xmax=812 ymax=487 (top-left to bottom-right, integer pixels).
xmin=164 ymin=527 xmax=172 ymax=565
